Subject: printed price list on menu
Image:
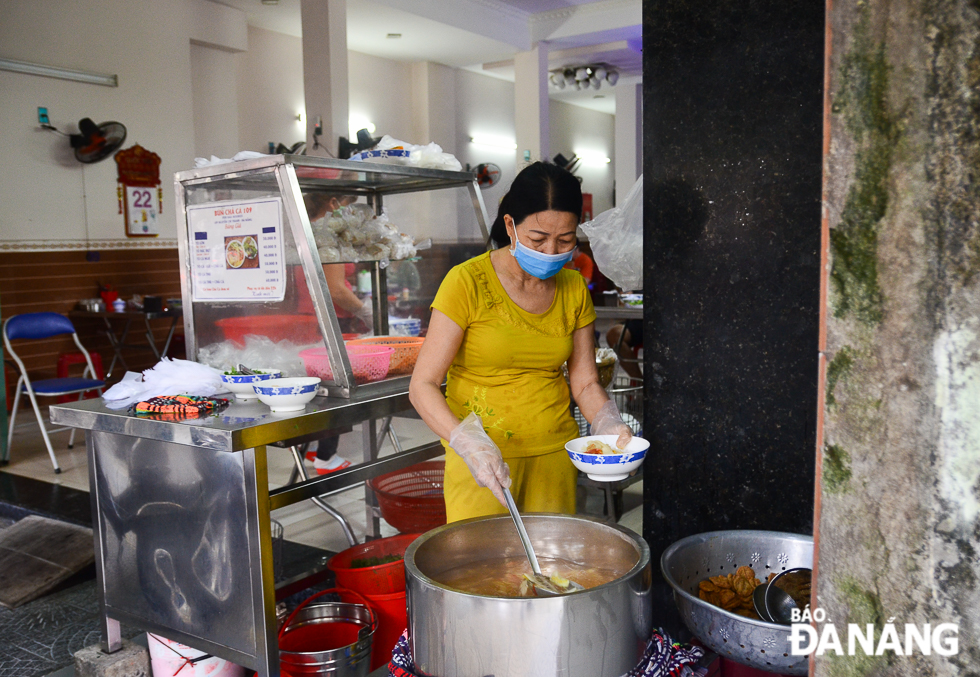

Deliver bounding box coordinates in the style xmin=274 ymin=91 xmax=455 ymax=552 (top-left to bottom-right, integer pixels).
xmin=187 ymin=197 xmax=286 ymax=302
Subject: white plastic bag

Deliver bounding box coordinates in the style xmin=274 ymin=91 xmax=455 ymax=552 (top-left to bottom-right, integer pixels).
xmin=196 ymin=336 xmax=310 ymax=378
xmin=373 ymin=135 xmax=462 ymax=171
xmin=102 ymin=358 xmax=225 ymax=409
xmin=580 ymin=176 xmax=643 ymax=291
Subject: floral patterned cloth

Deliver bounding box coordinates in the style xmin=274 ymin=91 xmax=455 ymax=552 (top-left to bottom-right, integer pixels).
xmin=387 ymin=628 xmax=706 ymax=677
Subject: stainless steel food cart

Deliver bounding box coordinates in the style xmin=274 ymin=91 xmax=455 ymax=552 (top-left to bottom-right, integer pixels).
xmin=50 ymin=396 xmax=443 ymax=676
xmin=47 ymin=156 xmax=492 ymax=676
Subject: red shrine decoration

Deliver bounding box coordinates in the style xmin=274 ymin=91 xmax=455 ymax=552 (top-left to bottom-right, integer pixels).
xmin=115 ymin=144 xmax=162 ymax=237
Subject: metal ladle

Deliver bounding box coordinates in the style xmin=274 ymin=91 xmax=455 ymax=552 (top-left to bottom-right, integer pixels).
xmin=502 ymin=487 xmax=583 ymax=596
xmin=757 ymin=568 xmax=812 ymax=625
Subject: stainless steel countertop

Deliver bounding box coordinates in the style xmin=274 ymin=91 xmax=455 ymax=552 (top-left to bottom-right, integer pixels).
xmin=594 ymin=306 xmax=643 ymax=319
xmin=49 ymin=389 xmax=411 ymax=452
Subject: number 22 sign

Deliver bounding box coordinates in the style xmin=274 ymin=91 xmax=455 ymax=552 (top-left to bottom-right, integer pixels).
xmin=115 ymin=144 xmax=162 ymax=237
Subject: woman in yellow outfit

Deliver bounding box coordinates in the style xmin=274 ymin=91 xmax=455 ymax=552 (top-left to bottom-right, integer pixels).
xmin=409 ymin=162 xmax=632 ymax=522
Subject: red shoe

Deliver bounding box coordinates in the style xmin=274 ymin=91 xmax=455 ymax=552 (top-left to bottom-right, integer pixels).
xmin=314 ymin=457 xmax=352 ymax=475
xmin=305 ymin=449 xmax=317 ymax=463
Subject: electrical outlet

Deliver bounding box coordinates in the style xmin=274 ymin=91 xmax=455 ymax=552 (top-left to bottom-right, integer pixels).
xmin=38 ymin=107 xmax=49 ymax=125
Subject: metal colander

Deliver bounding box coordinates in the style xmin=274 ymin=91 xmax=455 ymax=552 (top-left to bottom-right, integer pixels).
xmin=660 ymin=530 xmax=814 ymax=675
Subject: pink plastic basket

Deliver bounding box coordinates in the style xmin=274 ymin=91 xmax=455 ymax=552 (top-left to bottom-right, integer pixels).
xmin=299 ymin=345 xmax=394 ymax=383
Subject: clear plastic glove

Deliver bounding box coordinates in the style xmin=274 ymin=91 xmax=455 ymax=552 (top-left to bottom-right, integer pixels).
xmin=354 ymin=302 xmax=374 ymax=332
xmin=449 ymin=413 xmax=512 ymax=506
xmin=591 ymin=399 xmax=633 ymax=450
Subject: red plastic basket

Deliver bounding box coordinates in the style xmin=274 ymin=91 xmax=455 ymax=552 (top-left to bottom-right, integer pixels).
xmin=216 ymin=314 xmax=321 ymax=347
xmin=299 ymin=345 xmax=394 ymax=383
xmin=369 ymin=461 xmax=447 ymax=534
xmin=346 ymin=336 xmax=424 ymax=375
xmin=327 ymin=533 xmax=420 ymax=595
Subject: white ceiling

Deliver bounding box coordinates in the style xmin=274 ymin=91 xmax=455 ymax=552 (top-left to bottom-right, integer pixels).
xmin=212 ymin=0 xmax=641 ymax=114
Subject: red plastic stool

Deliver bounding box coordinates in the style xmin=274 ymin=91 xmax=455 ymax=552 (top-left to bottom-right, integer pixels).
xmin=57 ymin=352 xmax=104 ymax=403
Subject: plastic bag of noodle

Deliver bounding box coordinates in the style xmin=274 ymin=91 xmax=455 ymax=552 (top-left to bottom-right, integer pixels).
xmin=580 ymin=176 xmax=642 ymax=291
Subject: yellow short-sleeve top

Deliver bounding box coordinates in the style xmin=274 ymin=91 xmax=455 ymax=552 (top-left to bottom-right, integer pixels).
xmin=431 ymin=251 xmax=596 ymax=458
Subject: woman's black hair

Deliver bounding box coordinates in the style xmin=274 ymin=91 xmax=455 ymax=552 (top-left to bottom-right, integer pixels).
xmin=488 ymin=162 xmax=583 ymax=248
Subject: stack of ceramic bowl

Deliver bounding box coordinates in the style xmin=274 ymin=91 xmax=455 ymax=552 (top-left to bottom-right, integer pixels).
xmin=388 ymin=317 xmax=422 ymax=337
xmin=220 ymin=369 xmax=321 ymax=413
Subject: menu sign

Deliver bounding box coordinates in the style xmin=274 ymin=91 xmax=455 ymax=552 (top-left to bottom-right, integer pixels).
xmin=187 ymin=198 xmax=285 ymax=302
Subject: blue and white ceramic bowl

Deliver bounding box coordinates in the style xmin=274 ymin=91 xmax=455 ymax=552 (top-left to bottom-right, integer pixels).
xmin=253 ymin=377 xmax=321 ymax=412
xmin=565 ymin=434 xmax=650 ymax=482
xmin=220 ymin=369 xmax=282 ymax=400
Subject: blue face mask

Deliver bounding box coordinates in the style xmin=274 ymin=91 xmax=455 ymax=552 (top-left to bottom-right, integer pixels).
xmin=509 ymin=230 xmax=575 ymax=280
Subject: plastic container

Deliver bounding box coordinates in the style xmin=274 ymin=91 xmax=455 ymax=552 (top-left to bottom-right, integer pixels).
xmin=327 ymin=533 xmax=420 ymax=595
xmin=387 ymin=317 xmax=421 ymax=337
xmin=362 ymin=590 xmax=407 ymax=671
xmin=369 ymin=461 xmax=446 ymax=534
xmin=216 ymin=315 xmax=321 ymax=347
xmin=299 ymin=345 xmax=394 ymax=383
xmin=279 ymin=588 xmax=376 ymax=677
xmin=346 ymin=337 xmax=424 ymax=375
xmin=147 ymin=633 xmax=245 ymax=677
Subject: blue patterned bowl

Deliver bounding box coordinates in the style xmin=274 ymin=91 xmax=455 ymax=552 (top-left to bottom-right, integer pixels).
xmin=253 ymin=377 xmax=321 ymax=412
xmin=565 ymin=434 xmax=650 ymax=482
xmin=220 ymin=369 xmax=282 ymax=400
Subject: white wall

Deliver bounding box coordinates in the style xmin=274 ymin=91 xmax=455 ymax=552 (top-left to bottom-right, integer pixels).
xmin=453 ymin=68 xmax=518 ymax=242
xmin=550 ymin=100 xmax=615 ymax=217
xmin=237 ymin=26 xmax=306 ymax=154
xmin=0 ymin=1 xmax=617 ymax=249
xmin=191 ymin=43 xmax=240 ymax=160
xmin=0 ymin=0 xmax=246 ymax=246
xmin=349 ymin=52 xmax=414 ymax=143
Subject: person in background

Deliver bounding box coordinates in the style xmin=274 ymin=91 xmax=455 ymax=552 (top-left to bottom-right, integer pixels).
xmin=606 ymin=320 xmax=643 ymax=381
xmin=410 ymin=162 xmax=634 ymax=522
xmin=302 ymin=193 xmax=375 ymax=474
xmin=563 ymin=245 xmax=594 ymax=284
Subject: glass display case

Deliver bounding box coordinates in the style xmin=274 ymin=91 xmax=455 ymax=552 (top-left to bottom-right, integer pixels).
xmin=174 ymin=155 xmax=490 ymax=397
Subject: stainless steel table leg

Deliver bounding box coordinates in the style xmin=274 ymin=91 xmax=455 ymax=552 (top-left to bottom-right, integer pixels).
xmin=243 ymin=445 xmax=279 ymax=677
xmin=103 ymin=617 xmax=122 ymax=654
xmin=288 ymin=446 xmax=357 ymax=547
xmin=362 ymin=419 xmax=381 ymax=539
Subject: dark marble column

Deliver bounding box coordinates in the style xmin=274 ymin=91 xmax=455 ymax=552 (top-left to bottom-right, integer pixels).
xmin=642 ymin=0 xmax=824 ymax=579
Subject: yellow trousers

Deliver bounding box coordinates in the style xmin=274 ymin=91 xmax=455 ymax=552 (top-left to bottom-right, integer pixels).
xmin=444 ymin=445 xmax=578 ymax=523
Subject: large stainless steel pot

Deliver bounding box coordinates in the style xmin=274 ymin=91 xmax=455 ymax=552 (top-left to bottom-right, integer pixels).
xmin=405 ymin=514 xmax=652 ymax=677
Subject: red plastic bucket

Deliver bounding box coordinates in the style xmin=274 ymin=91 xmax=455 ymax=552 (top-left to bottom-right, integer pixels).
xmin=327 ymin=534 xmax=419 ymax=595
xmin=362 ymin=590 xmax=407 ymax=672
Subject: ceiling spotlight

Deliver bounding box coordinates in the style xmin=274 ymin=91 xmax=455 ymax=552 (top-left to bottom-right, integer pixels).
xmin=575 ymin=67 xmax=589 ymax=81
xmin=556 ymin=77 xmax=565 ymax=89
xmin=590 ymin=76 xmax=601 ymax=89
xmin=564 ymin=70 xmax=576 ymax=86
xmin=594 ymin=67 xmax=607 ymax=81
xmin=606 ymin=71 xmax=619 ymax=86
xmin=574 ymin=80 xmax=582 ymax=90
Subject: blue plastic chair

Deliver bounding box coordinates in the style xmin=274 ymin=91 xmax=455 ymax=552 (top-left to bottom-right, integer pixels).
xmin=3 ymin=312 xmax=105 ymax=473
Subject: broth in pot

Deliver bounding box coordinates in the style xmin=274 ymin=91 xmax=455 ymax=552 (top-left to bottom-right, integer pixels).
xmin=435 ymin=555 xmax=623 ymax=597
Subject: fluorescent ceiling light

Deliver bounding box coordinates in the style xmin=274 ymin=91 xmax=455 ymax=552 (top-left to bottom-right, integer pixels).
xmin=470 ymin=135 xmax=517 ymax=151
xmin=0 ymin=58 xmax=117 ymax=87
xmin=576 ymin=150 xmax=611 ymax=166
xmin=348 ymin=114 xmax=376 ymax=138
